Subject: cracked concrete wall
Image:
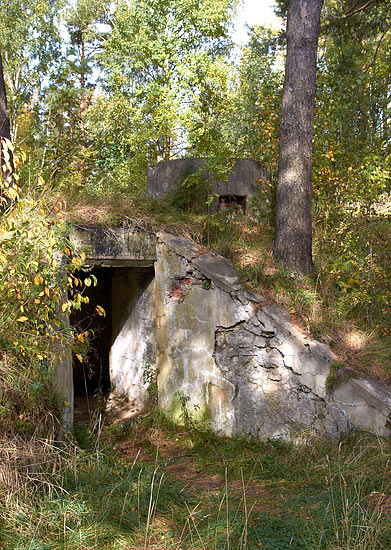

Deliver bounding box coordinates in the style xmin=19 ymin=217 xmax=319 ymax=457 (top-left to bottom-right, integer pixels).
xmin=155 ymin=233 xmax=391 ymax=441
xmin=68 ymin=226 xmax=391 ymax=440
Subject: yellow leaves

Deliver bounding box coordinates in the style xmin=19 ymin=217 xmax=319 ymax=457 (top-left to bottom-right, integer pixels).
xmin=5 ymin=185 xmax=19 ymax=201
xmin=96 ymin=305 xmax=106 ymax=317
xmin=62 ymin=301 xmax=71 ymax=313
xmin=0 ymin=187 xmax=97 ymax=375
xmin=323 ymin=150 xmax=334 ymax=160
xmin=2 ymin=137 xmax=14 ymax=152
xmin=17 ymin=316 xmax=28 ymax=322
xmin=37 ymin=175 xmax=45 ymax=187
xmin=34 ymin=274 xmax=43 ymax=286
xmin=76 ymin=354 xmax=83 ymax=363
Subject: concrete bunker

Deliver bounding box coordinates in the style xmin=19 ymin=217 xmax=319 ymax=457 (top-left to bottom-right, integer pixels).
xmin=219 ymin=194 xmax=247 ymax=214
xmin=147 ymin=158 xmax=271 ymax=214
xmin=70 ymin=265 xmax=156 ymax=421
xmin=71 ymin=267 xmax=112 ymax=398
xmin=58 ymin=225 xmax=391 ymax=441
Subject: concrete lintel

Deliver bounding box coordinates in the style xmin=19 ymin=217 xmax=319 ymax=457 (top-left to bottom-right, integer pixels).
xmin=84 ymin=259 xmax=155 ymax=268
xmin=70 ymin=225 xmax=157 ymax=264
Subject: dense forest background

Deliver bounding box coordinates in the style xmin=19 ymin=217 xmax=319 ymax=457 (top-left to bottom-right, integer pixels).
xmin=2 ymin=2 xmax=391 ymax=548
xmin=1 ymin=0 xmax=391 ymax=397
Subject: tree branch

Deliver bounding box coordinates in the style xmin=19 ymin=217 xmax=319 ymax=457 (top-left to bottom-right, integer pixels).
xmin=363 ymin=20 xmax=391 ymax=72
xmin=338 ymin=0 xmax=379 ymax=18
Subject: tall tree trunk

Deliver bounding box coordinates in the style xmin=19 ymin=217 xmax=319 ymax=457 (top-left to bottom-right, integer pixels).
xmin=273 ymin=0 xmax=324 ymax=274
xmin=0 ymin=49 xmax=14 ymax=210
xmin=0 ymin=49 xmax=11 ymax=144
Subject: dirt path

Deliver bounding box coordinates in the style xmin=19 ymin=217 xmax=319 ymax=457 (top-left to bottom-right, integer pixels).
xmin=112 ymin=429 xmax=284 ymax=515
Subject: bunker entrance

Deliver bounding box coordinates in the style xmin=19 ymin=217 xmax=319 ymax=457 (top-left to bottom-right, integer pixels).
xmin=70 ymin=265 xmax=156 ymax=421
xmin=70 ymin=268 xmax=112 ymax=399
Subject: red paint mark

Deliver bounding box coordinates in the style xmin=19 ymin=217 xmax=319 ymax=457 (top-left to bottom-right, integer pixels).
xmin=169 ymin=285 xmax=184 ymax=300
xmin=169 ymin=277 xmax=193 ymax=300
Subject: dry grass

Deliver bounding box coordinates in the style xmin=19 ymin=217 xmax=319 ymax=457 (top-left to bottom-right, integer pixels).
xmin=0 ymin=433 xmax=75 ymax=516
xmin=2 ymin=410 xmax=391 ymax=549
xmin=51 ymin=190 xmax=205 ymax=241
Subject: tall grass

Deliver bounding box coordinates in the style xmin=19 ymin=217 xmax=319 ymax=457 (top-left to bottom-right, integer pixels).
xmin=2 ymin=415 xmax=391 ymax=549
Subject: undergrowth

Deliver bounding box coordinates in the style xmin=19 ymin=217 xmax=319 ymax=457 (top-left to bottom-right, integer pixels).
xmin=1 ymin=410 xmax=391 ymax=549
xmin=1 ymin=157 xmax=391 ymax=548
xmin=0 ymin=186 xmax=93 ymax=437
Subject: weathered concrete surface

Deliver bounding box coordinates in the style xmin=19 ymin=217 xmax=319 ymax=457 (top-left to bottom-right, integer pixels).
xmin=155 ymin=232 xmax=391 ymax=440
xmin=53 ymin=264 xmax=73 ymax=432
xmin=333 ymin=376 xmax=391 ymax=435
xmin=110 ymin=267 xmax=156 ymax=410
xmin=70 ymin=225 xmax=156 ymax=266
xmin=147 ymin=158 xmax=271 ymax=213
xmin=53 ymin=343 xmax=73 ymax=431
xmin=58 ymin=227 xmax=157 ymax=428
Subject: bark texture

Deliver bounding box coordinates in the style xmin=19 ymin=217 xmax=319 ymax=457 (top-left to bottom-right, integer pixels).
xmin=0 ymin=50 xmax=10 ymax=142
xmin=273 ymin=0 xmax=324 ymax=274
xmin=0 ymin=49 xmax=14 ymax=211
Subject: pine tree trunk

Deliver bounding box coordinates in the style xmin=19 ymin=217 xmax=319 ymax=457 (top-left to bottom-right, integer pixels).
xmin=0 ymin=50 xmax=11 ymax=142
xmin=0 ymin=49 xmax=15 ymax=211
xmin=273 ymin=0 xmax=324 ymax=274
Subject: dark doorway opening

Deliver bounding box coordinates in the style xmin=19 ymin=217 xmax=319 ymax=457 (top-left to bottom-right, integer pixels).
xmin=70 ymin=263 xmax=156 ymax=424
xmin=219 ymin=195 xmax=247 ymax=214
xmin=70 ymin=267 xmax=112 ymax=399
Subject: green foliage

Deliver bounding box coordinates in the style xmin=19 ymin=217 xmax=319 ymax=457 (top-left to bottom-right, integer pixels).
xmin=222 ymin=25 xmax=282 ymax=168
xmin=85 ymin=0 xmax=237 ymax=192
xmin=142 ymin=362 xmax=158 ymax=403
xmin=168 ymin=162 xmax=209 ymax=212
xmin=0 ymin=158 xmax=93 ymax=435
xmin=0 ymin=0 xmax=62 ymax=137
xmin=325 ymin=362 xmax=343 ymax=392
